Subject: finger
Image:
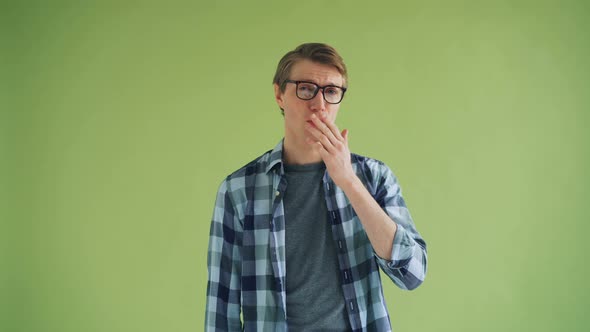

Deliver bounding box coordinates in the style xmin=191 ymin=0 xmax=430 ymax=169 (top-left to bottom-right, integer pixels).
xmin=305 ymin=121 xmax=324 ymax=140
xmin=306 ymin=136 xmax=327 ymax=148
xmin=342 ymin=129 xmax=348 ymax=142
xmin=319 ymin=113 xmax=344 ymax=142
xmin=310 ymin=114 xmax=340 ymax=145
xmin=306 ymin=123 xmax=338 ymax=152
xmin=314 ymin=141 xmax=329 ymax=159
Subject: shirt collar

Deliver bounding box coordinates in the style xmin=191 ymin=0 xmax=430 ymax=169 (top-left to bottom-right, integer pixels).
xmin=265 ymin=139 xmax=285 ymax=174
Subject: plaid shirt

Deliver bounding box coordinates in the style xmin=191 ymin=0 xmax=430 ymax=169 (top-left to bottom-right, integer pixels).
xmin=206 ymin=140 xmax=427 ymax=331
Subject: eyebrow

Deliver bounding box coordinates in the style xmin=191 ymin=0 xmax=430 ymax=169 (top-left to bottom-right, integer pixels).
xmin=295 ymin=79 xmax=344 ymax=87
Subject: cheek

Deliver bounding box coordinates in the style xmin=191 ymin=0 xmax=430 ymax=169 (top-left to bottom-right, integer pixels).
xmin=328 ymin=109 xmax=339 ymax=123
xmin=284 ymin=97 xmax=303 ymax=112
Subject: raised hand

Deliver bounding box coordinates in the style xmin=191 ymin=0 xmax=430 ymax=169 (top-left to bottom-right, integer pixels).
xmin=305 ymin=111 xmax=355 ymax=189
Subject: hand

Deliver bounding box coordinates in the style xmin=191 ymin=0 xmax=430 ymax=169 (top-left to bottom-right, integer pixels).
xmin=305 ymin=111 xmax=356 ymax=189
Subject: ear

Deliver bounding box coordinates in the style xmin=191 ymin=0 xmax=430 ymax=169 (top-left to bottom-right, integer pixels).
xmin=274 ymin=83 xmax=285 ymax=110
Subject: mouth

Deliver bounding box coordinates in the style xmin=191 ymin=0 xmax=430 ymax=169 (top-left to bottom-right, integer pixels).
xmin=306 ymin=120 xmax=316 ymax=128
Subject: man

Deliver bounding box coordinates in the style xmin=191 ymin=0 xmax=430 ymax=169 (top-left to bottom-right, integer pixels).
xmin=206 ymin=43 xmax=427 ymax=331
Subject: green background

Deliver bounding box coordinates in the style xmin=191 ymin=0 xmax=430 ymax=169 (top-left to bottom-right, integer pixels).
xmin=3 ymin=1 xmax=589 ymax=331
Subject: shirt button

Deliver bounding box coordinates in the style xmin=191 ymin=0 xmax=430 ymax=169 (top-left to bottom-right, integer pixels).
xmin=275 ymin=191 xmax=280 ymax=197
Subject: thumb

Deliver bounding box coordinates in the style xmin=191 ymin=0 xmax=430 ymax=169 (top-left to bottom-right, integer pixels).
xmin=315 ymin=141 xmax=328 ymax=158
xmin=341 ymin=129 xmax=349 ymax=141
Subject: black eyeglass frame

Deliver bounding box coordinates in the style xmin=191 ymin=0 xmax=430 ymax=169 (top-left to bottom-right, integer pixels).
xmin=283 ymin=79 xmax=347 ymax=104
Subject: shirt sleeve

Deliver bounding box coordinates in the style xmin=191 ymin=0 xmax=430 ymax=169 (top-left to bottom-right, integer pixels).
xmin=372 ymin=164 xmax=428 ymax=291
xmin=205 ymin=179 xmax=243 ymax=331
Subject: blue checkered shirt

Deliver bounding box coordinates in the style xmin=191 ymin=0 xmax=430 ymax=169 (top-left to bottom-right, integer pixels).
xmin=206 ymin=140 xmax=427 ymax=331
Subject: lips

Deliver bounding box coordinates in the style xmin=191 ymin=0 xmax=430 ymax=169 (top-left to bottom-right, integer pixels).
xmin=306 ymin=120 xmax=316 ymax=128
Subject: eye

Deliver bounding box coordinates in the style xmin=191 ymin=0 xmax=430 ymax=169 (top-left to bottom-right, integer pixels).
xmin=325 ymin=87 xmax=339 ymax=96
xmin=298 ymin=83 xmax=315 ymax=92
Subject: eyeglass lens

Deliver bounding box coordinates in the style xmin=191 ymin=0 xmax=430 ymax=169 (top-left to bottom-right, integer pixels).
xmin=296 ymin=82 xmax=343 ymax=104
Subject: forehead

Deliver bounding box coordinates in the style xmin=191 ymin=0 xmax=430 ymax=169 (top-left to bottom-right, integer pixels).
xmin=290 ymin=59 xmax=344 ymax=86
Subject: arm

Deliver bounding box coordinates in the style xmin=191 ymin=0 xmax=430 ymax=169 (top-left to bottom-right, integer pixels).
xmin=205 ymin=180 xmax=243 ymax=331
xmin=306 ymin=111 xmax=427 ymax=290
xmin=339 ymin=174 xmax=397 ymax=258
xmin=362 ymin=163 xmax=427 ymax=290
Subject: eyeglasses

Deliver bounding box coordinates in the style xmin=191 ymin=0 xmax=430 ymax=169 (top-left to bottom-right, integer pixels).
xmin=284 ymin=80 xmax=347 ymax=104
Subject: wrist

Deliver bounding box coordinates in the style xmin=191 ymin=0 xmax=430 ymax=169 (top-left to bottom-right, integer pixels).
xmin=338 ymin=173 xmax=363 ymax=193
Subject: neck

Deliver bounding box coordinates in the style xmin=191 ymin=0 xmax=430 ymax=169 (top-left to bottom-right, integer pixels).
xmin=283 ymin=136 xmax=322 ymax=165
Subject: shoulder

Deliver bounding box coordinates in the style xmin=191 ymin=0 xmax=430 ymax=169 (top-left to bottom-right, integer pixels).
xmin=351 ymin=152 xmax=394 ymax=179
xmin=351 ymin=153 xmax=400 ymax=198
xmin=217 ymin=148 xmax=275 ymax=196
xmin=225 ymin=149 xmax=274 ymax=181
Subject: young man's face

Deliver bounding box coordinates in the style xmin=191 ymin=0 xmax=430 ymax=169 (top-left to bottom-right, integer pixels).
xmin=274 ymin=59 xmax=345 ymax=147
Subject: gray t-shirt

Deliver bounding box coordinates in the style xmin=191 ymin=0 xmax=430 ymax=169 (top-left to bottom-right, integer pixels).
xmin=283 ymin=162 xmax=351 ymax=331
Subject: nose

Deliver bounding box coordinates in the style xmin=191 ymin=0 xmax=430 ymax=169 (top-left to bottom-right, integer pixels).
xmin=309 ymin=88 xmax=326 ymax=112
